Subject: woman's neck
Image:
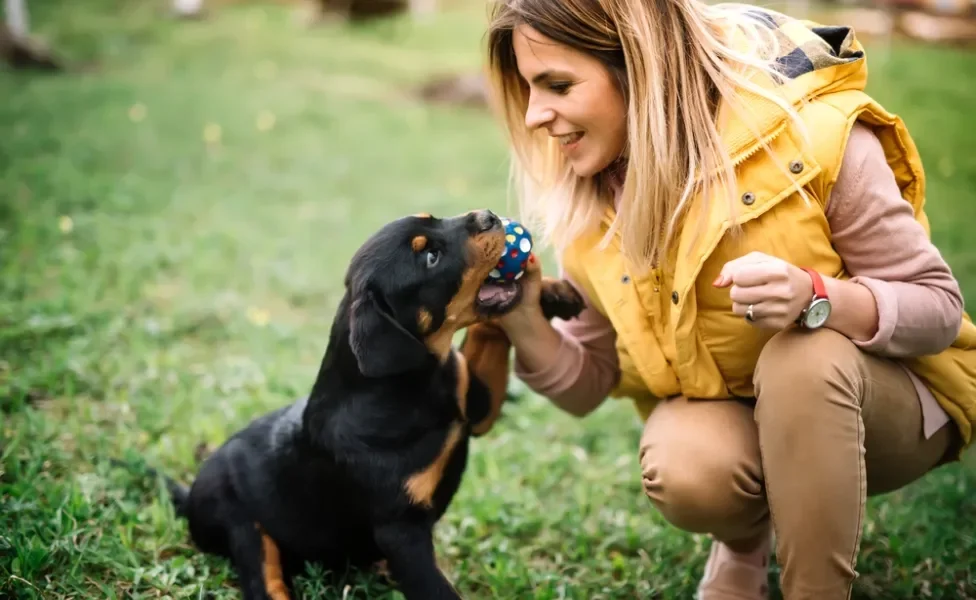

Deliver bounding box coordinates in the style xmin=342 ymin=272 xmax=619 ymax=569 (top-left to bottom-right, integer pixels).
xmin=603 ymin=156 xmax=628 ymax=194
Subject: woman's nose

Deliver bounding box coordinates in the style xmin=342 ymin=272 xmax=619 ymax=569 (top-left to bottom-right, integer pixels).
xmin=524 ymin=96 xmax=555 ymax=131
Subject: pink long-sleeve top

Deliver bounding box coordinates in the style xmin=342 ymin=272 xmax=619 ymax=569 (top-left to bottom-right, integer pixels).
xmin=515 ymin=122 xmax=963 ymax=439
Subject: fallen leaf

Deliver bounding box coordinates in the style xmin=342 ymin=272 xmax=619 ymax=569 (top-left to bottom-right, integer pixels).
xmin=256 ymin=110 xmax=276 ymax=132
xmin=203 ymin=123 xmax=222 ymax=145
xmin=59 ymin=215 xmax=74 ymax=233
xmin=246 ymin=306 xmax=270 ymax=327
xmin=128 ymin=103 xmax=147 ymax=122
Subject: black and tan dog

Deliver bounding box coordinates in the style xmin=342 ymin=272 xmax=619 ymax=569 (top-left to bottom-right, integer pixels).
xmin=154 ymin=209 xmax=584 ymax=599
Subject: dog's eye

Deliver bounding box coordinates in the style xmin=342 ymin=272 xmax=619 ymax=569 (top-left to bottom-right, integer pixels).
xmin=426 ymin=250 xmax=440 ymax=268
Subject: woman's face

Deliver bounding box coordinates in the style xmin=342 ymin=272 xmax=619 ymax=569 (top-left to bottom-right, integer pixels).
xmin=512 ymin=24 xmax=628 ymax=178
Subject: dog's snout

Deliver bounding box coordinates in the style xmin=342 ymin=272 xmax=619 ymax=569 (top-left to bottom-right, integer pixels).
xmin=472 ymin=210 xmax=501 ymax=233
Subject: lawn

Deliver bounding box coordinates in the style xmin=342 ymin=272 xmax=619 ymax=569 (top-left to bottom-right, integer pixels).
xmin=1 ymin=1 xmax=975 ymax=598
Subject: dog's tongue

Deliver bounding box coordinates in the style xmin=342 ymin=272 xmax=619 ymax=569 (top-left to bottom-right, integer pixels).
xmin=478 ymin=282 xmax=513 ymax=303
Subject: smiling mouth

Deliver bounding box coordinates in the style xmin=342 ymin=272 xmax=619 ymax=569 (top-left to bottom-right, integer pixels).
xmin=475 ymin=280 xmax=522 ymax=315
xmin=558 ymin=132 xmax=584 ymax=146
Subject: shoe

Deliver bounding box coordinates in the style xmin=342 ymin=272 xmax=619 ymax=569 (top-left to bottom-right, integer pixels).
xmin=696 ymin=529 xmax=772 ymax=600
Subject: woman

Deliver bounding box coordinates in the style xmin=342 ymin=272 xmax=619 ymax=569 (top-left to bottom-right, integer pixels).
xmin=483 ymin=0 xmax=976 ymax=598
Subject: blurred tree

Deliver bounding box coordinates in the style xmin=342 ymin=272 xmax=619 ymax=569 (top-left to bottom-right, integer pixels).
xmin=305 ymin=0 xmax=432 ymax=23
xmin=809 ymin=0 xmax=976 ymax=45
xmin=172 ymin=0 xmax=206 ymax=18
xmin=418 ymin=71 xmax=491 ymax=110
xmin=1 ymin=0 xmax=60 ymax=70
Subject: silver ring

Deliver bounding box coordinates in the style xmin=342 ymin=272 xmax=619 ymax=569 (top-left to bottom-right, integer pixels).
xmin=745 ymin=304 xmax=755 ymax=322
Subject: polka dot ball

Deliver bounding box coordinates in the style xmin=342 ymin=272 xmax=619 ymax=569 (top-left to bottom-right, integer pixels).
xmin=486 ymin=218 xmax=533 ymax=282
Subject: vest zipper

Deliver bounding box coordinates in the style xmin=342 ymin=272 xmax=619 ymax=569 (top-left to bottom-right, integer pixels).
xmin=730 ymin=123 xmax=787 ymax=169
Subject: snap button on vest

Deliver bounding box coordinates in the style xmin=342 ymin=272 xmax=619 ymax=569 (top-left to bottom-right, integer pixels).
xmin=621 ymin=275 xmax=630 ymax=283
xmin=741 ymin=191 xmax=755 ymax=205
xmin=671 ymin=291 xmax=679 ymax=304
xmin=789 ymin=159 xmax=804 ymax=174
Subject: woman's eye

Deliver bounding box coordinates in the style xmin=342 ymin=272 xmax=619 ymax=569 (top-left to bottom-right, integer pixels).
xmin=549 ymin=82 xmax=572 ymax=94
xmin=426 ymin=250 xmax=440 ymax=268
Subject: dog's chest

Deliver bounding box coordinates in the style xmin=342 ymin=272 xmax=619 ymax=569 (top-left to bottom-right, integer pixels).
xmin=401 ymin=418 xmax=468 ymax=510
xmin=396 ymin=385 xmax=471 ymax=514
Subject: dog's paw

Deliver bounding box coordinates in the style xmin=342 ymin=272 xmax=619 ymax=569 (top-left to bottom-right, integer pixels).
xmin=371 ymin=559 xmax=393 ymax=582
xmin=539 ymin=278 xmax=586 ymax=321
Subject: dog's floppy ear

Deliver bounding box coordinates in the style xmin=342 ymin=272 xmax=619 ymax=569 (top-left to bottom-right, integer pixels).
xmin=349 ymin=288 xmax=429 ymax=378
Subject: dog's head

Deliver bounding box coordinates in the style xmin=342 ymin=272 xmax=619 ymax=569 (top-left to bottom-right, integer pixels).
xmin=343 ymin=209 xmax=522 ymax=378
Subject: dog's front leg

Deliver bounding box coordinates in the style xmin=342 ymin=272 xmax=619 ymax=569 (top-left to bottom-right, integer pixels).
xmin=373 ymin=520 xmax=462 ymax=600
xmin=459 ymin=322 xmax=510 ymax=437
xmin=461 ymin=279 xmax=586 ymax=437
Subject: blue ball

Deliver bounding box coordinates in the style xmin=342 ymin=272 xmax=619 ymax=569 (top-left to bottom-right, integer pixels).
xmin=486 ymin=218 xmax=533 ymax=283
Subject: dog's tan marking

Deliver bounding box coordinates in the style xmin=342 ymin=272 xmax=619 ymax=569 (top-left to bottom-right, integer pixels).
xmin=461 ymin=323 xmax=511 ymax=436
xmin=417 ymin=308 xmax=433 ymax=333
xmin=414 ymin=212 xmax=431 ymax=219
xmin=424 ymin=229 xmax=506 ymax=362
xmin=372 ymin=559 xmax=394 ymax=582
xmin=404 ymin=421 xmax=463 ymax=508
xmin=403 ymin=350 xmax=470 ymax=508
xmin=453 ymin=349 xmax=470 ymax=418
xmin=257 ymin=525 xmax=291 ymax=600
xmin=411 ymin=235 xmax=427 ymax=252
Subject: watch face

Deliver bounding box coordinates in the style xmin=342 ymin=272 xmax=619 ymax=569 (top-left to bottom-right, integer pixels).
xmin=804 ymin=299 xmax=831 ymax=328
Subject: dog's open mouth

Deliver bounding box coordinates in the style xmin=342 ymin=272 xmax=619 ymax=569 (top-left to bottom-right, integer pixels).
xmin=475 ymin=280 xmax=522 ymax=315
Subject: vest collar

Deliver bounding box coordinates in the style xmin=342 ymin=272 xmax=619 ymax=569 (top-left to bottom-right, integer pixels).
xmin=717 ymin=10 xmax=868 ymax=165
xmin=597 ymin=11 xmax=869 ymax=240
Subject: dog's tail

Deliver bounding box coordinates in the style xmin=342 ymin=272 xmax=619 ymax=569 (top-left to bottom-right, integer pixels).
xmin=110 ymin=457 xmax=190 ymax=518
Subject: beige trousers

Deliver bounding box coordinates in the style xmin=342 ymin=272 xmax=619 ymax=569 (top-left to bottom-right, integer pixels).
xmin=639 ymin=327 xmax=960 ymax=600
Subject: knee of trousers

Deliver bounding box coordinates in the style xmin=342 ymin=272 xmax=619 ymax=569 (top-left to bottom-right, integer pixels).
xmin=639 ymin=439 xmax=766 ymax=538
xmin=753 ymin=327 xmax=867 ymax=425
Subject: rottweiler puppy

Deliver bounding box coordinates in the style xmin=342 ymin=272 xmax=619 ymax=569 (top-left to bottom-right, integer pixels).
xmin=156 ymin=209 xmax=584 ymax=600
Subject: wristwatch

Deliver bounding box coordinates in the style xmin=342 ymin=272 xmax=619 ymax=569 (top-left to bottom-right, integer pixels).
xmin=796 ymin=267 xmax=831 ymax=329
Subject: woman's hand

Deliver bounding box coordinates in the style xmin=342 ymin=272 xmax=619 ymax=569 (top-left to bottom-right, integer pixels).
xmin=713 ymin=251 xmax=814 ymax=330
xmin=494 ymin=253 xmax=545 ymax=334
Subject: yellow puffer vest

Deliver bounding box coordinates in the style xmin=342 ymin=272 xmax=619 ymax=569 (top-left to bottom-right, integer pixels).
xmin=560 ymin=12 xmax=976 ymax=452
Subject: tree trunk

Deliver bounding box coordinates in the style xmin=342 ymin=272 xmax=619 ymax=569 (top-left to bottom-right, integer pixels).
xmin=1 ymin=0 xmax=61 ymax=70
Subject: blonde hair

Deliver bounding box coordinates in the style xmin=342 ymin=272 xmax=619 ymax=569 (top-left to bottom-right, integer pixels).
xmin=486 ymin=0 xmax=809 ymax=272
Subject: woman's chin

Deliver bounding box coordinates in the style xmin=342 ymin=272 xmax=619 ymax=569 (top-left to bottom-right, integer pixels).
xmin=569 ymin=155 xmax=615 ymax=179
xmin=567 ymin=156 xmax=598 ymax=178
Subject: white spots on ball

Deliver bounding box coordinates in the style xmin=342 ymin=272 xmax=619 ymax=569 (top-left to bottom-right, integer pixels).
xmin=519 ymin=238 xmax=532 ymax=253
xmin=489 ymin=269 xmax=501 ymax=279
xmin=515 ymin=271 xmax=524 ymax=280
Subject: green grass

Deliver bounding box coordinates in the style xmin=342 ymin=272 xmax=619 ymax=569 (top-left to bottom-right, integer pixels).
xmin=2 ymin=1 xmax=975 ymax=598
